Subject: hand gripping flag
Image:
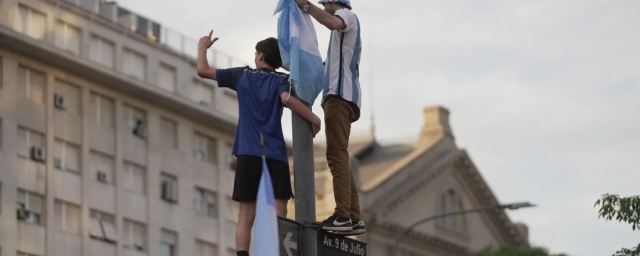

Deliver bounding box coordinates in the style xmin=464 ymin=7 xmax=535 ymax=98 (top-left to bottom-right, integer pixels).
xmin=274 ymin=0 xmax=325 ymax=105
xmin=254 ymin=156 xmax=279 ymax=256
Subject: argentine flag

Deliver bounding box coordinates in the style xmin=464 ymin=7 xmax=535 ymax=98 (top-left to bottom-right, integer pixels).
xmin=274 ymin=0 xmax=325 ymax=105
xmin=254 ymin=156 xmax=279 ymax=256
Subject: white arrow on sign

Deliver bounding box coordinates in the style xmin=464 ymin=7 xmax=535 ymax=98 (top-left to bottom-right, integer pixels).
xmin=283 ymin=232 xmax=297 ymax=256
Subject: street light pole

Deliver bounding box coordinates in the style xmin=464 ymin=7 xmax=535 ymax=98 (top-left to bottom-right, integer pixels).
xmin=290 ymin=83 xmax=318 ymax=256
xmin=392 ymin=202 xmax=535 ymax=256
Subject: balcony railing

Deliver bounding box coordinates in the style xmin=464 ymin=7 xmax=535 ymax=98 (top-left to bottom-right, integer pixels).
xmin=56 ymin=0 xmax=249 ymax=68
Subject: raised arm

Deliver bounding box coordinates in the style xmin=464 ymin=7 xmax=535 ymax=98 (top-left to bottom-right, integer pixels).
xmin=295 ymin=1 xmax=346 ymax=30
xmin=196 ymin=30 xmax=219 ymax=80
xmin=281 ymin=92 xmax=321 ymax=137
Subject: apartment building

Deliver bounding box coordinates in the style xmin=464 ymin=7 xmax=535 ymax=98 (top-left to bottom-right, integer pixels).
xmin=0 ymin=0 xmax=250 ymax=256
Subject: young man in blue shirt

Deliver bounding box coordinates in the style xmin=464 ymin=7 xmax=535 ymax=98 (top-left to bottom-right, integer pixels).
xmin=196 ymin=30 xmax=321 ymax=256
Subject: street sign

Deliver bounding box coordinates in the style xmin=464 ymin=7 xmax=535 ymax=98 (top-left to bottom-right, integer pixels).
xmin=278 ymin=217 xmax=301 ymax=256
xmin=278 ymin=217 xmax=367 ymax=256
xmin=317 ymin=229 xmax=367 ymax=256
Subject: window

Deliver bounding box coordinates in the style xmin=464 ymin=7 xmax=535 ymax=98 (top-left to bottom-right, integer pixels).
xmin=160 ymin=173 xmax=178 ymax=203
xmin=160 ymin=117 xmax=177 ymax=149
xmin=89 ymin=92 xmax=115 ymax=128
xmin=192 ymin=79 xmax=214 ymax=107
xmin=53 ymin=200 xmax=80 ymax=233
xmin=438 ymin=189 xmax=466 ymax=231
xmin=89 ymin=209 xmax=117 ymax=243
xmin=54 ymin=80 xmax=81 ymax=115
xmin=89 ymin=35 xmax=115 ymax=68
xmin=17 ymin=5 xmax=47 ymax=40
xmin=158 ymin=63 xmax=176 ymax=92
xmin=0 ymin=119 xmax=3 ymax=150
xmin=16 ymin=189 xmax=44 ymax=225
xmin=0 ymin=57 xmax=4 ymax=103
xmin=196 ymin=240 xmax=216 ymax=256
xmin=17 ymin=65 xmax=45 ymax=104
xmin=195 ymin=188 xmax=216 ymax=218
xmin=123 ymin=48 xmax=146 ymax=81
xmin=123 ymin=162 xmax=146 ymax=195
xmin=90 ymin=151 xmax=114 ymax=185
xmin=315 ymin=176 xmax=326 ymax=200
xmin=123 ymin=104 xmax=147 ymax=139
xmin=123 ymin=219 xmax=146 ymax=252
xmin=54 ymin=20 xmax=81 ymax=55
xmin=193 ymin=132 xmax=216 ymax=164
xmin=226 ymin=196 xmax=238 ymax=222
xmin=224 ymin=143 xmax=234 ymax=170
xmin=17 ymin=127 xmax=45 ymax=161
xmin=314 ymin=162 xmax=327 ymax=172
xmin=54 ymin=139 xmax=80 ymax=174
xmin=160 ymin=230 xmax=177 ymax=256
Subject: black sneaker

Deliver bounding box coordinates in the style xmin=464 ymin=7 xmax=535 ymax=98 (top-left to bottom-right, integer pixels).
xmin=321 ymin=214 xmax=353 ymax=231
xmin=334 ymin=220 xmax=366 ymax=235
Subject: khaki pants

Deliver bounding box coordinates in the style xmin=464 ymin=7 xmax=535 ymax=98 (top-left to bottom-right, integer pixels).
xmin=324 ymin=95 xmax=361 ymax=221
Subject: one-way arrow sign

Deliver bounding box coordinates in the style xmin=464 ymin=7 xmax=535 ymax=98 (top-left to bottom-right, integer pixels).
xmin=283 ymin=232 xmax=297 ymax=256
xmin=278 ymin=217 xmax=300 ymax=256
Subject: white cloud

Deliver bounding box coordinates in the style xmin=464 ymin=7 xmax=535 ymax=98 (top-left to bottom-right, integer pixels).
xmin=121 ymin=0 xmax=640 ymax=255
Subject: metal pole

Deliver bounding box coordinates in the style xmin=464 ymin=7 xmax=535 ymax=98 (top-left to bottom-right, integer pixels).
xmin=291 ymin=83 xmax=318 ymax=256
xmin=392 ymin=204 xmax=513 ymax=256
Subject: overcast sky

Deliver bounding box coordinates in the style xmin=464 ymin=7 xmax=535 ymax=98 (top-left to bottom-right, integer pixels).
xmin=120 ymin=1 xmax=640 ymax=255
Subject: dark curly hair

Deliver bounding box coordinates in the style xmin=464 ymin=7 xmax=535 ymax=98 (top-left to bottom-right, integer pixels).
xmin=255 ymin=37 xmax=283 ymax=69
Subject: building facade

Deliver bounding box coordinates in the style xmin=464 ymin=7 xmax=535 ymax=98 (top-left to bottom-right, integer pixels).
xmin=0 ymin=0 xmax=249 ymax=256
xmin=288 ymin=106 xmax=531 ymax=256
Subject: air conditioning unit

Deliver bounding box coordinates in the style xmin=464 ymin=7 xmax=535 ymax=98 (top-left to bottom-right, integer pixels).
xmin=17 ymin=207 xmax=31 ymax=221
xmin=97 ymin=171 xmax=109 ymax=183
xmin=54 ymin=157 xmax=63 ymax=169
xmin=227 ymin=155 xmax=236 ymax=171
xmin=161 ymin=180 xmax=178 ymax=203
xmin=133 ymin=122 xmax=147 ymax=138
xmin=54 ymin=93 xmax=66 ymax=110
xmin=30 ymin=146 xmax=46 ymax=163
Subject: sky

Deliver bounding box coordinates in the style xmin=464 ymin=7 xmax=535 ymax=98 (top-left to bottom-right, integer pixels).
xmin=119 ymin=1 xmax=640 ymax=255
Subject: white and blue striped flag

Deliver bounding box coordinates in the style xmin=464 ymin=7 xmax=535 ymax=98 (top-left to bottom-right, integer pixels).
xmin=254 ymin=156 xmax=279 ymax=256
xmin=274 ymin=0 xmax=325 ymax=105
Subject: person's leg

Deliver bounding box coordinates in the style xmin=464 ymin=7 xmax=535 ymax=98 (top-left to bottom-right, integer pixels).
xmin=349 ymin=170 xmax=361 ymax=221
xmin=232 ymin=155 xmax=262 ymax=256
xmin=333 ymin=169 xmax=366 ymax=235
xmin=276 ymin=199 xmax=288 ymax=217
xmin=323 ymin=96 xmax=355 ymax=230
xmin=236 ymin=201 xmax=256 ymax=254
xmin=266 ymin=158 xmax=293 ymax=218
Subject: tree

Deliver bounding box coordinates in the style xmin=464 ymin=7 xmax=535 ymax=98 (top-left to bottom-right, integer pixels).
xmin=595 ymin=194 xmax=640 ymax=256
xmin=472 ymin=246 xmax=570 ymax=256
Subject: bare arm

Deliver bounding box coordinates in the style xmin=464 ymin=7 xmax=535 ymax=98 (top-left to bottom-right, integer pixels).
xmin=300 ymin=2 xmax=346 ymax=30
xmin=196 ymin=30 xmax=219 ymax=80
xmin=281 ymin=92 xmax=321 ymax=137
xmin=197 ymin=49 xmax=217 ymax=80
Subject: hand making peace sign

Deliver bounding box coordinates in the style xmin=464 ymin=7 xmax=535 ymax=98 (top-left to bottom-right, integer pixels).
xmin=198 ymin=30 xmax=219 ymax=51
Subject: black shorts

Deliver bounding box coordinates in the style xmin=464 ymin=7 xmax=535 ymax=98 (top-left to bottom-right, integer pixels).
xmin=232 ymin=155 xmax=293 ymax=202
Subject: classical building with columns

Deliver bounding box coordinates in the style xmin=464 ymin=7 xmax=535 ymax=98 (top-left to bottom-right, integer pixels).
xmin=288 ymin=106 xmax=530 ymax=256
xmin=0 ymin=1 xmax=251 ymax=256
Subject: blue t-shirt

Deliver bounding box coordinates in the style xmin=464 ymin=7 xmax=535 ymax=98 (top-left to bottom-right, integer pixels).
xmin=216 ymin=66 xmax=291 ymax=163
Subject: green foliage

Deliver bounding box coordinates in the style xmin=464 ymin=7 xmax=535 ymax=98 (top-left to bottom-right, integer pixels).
xmin=595 ymin=194 xmax=640 ymax=256
xmin=472 ymin=246 xmax=569 ymax=256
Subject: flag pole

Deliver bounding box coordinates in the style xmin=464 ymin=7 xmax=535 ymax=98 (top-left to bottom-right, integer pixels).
xmin=290 ymin=82 xmax=318 ymax=256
